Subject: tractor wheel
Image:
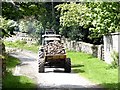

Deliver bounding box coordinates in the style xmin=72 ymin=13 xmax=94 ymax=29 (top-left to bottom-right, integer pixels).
xmin=38 ymin=49 xmax=44 ymax=58
xmin=38 ymin=50 xmax=45 ymax=73
xmin=64 ymin=58 xmax=71 ymax=73
xmin=38 ymin=58 xmax=45 ymax=73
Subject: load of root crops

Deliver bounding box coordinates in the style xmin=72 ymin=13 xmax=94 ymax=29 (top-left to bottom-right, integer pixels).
xmin=44 ymin=41 xmax=65 ymax=55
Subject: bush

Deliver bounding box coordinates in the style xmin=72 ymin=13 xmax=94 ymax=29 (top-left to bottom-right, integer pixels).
xmin=111 ymin=51 xmax=119 ymax=68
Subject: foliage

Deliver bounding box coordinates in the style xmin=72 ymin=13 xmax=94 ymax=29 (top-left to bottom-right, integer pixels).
xmin=56 ymin=3 xmax=88 ymax=27
xmin=56 ymin=2 xmax=120 ymax=44
xmin=111 ymin=51 xmax=119 ymax=68
xmin=59 ymin=26 xmax=89 ymax=41
xmin=19 ymin=16 xmax=44 ymax=43
xmin=2 ymin=2 xmax=61 ymax=32
xmin=2 ymin=2 xmax=62 ymax=44
xmin=2 ymin=2 xmax=45 ymax=20
xmin=2 ymin=2 xmax=120 ymax=44
xmin=0 ymin=16 xmax=18 ymax=38
xmin=2 ymin=2 xmax=46 ymax=39
xmin=85 ymin=2 xmax=120 ymax=38
xmin=56 ymin=3 xmax=90 ymax=41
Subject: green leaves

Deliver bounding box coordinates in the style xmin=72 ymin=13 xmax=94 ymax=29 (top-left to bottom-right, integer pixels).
xmin=56 ymin=2 xmax=120 ymax=44
xmin=2 ymin=2 xmax=120 ymax=44
xmin=56 ymin=3 xmax=90 ymax=41
xmin=19 ymin=16 xmax=44 ymax=42
xmin=56 ymin=3 xmax=89 ymax=28
xmin=0 ymin=16 xmax=17 ymax=38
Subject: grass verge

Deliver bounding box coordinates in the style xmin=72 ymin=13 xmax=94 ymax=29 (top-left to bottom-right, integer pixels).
xmin=2 ymin=55 xmax=36 ymax=89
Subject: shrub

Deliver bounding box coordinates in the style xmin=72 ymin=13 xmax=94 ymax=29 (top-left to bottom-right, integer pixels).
xmin=111 ymin=51 xmax=119 ymax=68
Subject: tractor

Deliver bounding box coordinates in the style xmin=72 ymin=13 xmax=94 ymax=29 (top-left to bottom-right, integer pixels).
xmin=38 ymin=30 xmax=71 ymax=73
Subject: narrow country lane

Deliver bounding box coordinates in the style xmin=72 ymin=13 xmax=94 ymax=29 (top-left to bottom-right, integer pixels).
xmin=9 ymin=49 xmax=102 ymax=89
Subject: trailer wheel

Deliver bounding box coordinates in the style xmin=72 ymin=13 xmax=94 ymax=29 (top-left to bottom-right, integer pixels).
xmin=64 ymin=58 xmax=71 ymax=73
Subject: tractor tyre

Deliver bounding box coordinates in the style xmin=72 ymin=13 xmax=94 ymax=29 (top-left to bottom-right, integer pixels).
xmin=38 ymin=50 xmax=44 ymax=73
xmin=38 ymin=49 xmax=44 ymax=58
xmin=38 ymin=58 xmax=45 ymax=73
xmin=64 ymin=58 xmax=71 ymax=73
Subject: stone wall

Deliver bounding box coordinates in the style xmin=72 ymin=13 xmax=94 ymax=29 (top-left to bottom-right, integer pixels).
xmin=61 ymin=38 xmax=104 ymax=60
xmin=5 ymin=31 xmax=37 ymax=44
xmin=62 ymin=32 xmax=120 ymax=64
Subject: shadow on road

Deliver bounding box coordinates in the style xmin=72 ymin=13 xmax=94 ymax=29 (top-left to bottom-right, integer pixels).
xmin=72 ymin=64 xmax=85 ymax=73
xmin=71 ymin=64 xmax=84 ymax=68
xmin=43 ymin=64 xmax=85 ymax=73
xmin=37 ymin=84 xmax=106 ymax=90
xmin=44 ymin=70 xmax=65 ymax=73
xmin=53 ymin=69 xmax=65 ymax=73
xmin=72 ymin=69 xmax=85 ymax=73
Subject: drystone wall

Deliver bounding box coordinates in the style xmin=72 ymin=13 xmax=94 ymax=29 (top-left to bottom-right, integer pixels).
xmin=5 ymin=31 xmax=37 ymax=44
xmin=61 ymin=38 xmax=104 ymax=60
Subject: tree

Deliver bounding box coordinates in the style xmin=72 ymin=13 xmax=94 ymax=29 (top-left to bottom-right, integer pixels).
xmin=56 ymin=2 xmax=120 ymax=44
xmin=55 ymin=3 xmax=90 ymax=41
xmin=0 ymin=16 xmax=18 ymax=38
xmin=85 ymin=2 xmax=120 ymax=39
xmin=19 ymin=16 xmax=44 ymax=43
xmin=2 ymin=2 xmax=63 ymax=44
xmin=2 ymin=2 xmax=61 ymax=32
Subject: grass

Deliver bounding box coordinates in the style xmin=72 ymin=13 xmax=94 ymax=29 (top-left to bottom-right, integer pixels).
xmin=3 ymin=72 xmax=36 ymax=89
xmin=4 ymin=40 xmax=39 ymax=53
xmin=5 ymin=55 xmax=21 ymax=69
xmin=2 ymin=55 xmax=36 ymax=89
xmin=67 ymin=51 xmax=118 ymax=89
xmin=4 ymin=40 xmax=119 ymax=89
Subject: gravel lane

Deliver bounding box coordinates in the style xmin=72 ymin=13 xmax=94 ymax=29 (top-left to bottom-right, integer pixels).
xmin=9 ymin=50 xmax=102 ymax=89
